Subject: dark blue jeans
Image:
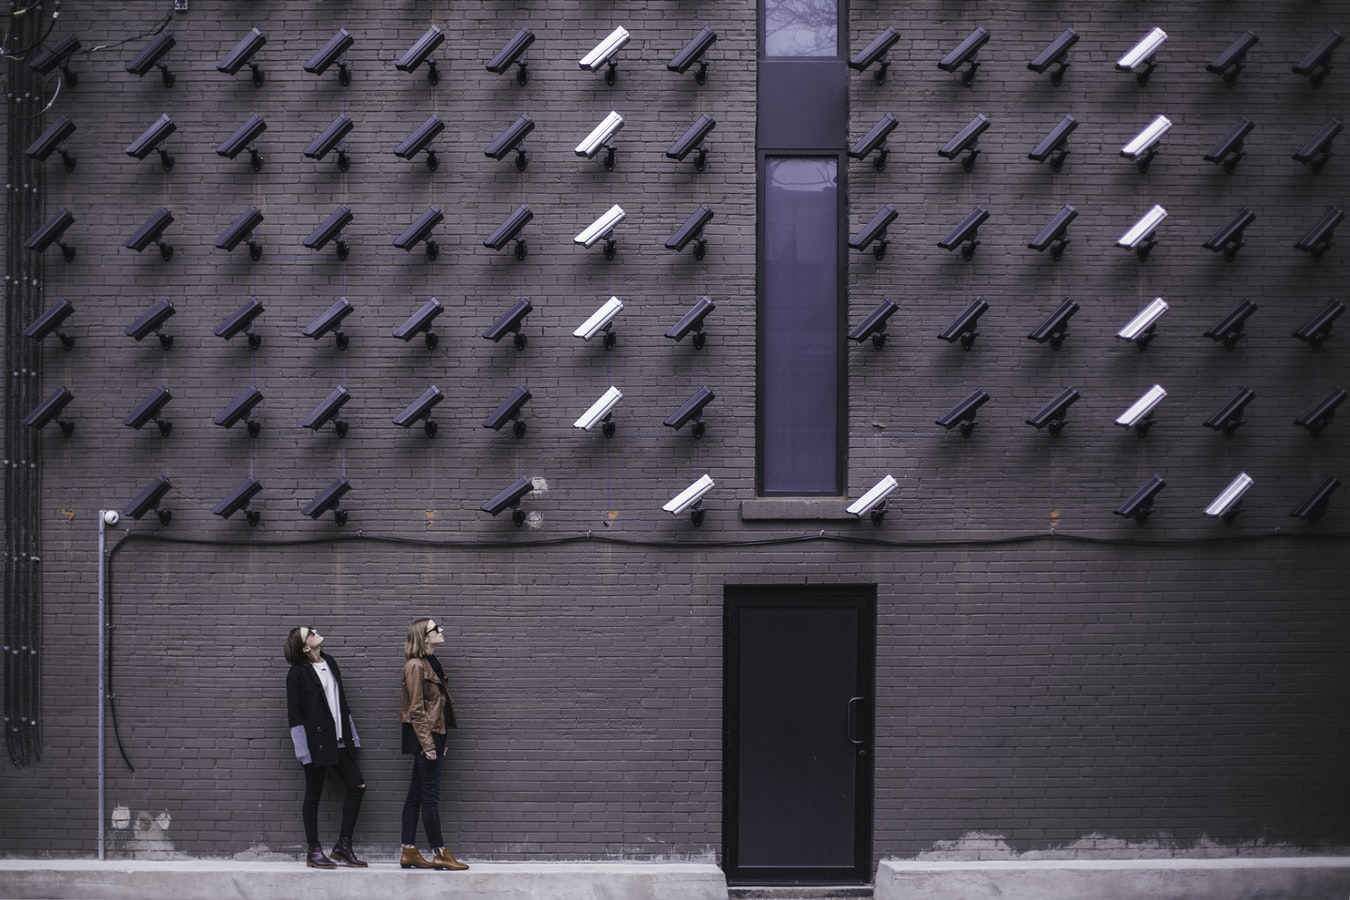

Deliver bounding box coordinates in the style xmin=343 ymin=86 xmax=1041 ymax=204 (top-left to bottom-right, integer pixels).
xmin=400 ymin=735 xmax=445 ymax=848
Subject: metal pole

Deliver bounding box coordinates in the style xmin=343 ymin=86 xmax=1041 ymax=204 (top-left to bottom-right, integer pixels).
xmin=97 ymin=511 xmax=107 ymax=861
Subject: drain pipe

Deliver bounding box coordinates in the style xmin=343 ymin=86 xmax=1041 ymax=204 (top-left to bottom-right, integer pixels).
xmin=97 ymin=510 xmax=116 ymax=861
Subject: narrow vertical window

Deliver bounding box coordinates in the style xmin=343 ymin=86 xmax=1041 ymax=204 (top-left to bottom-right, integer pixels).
xmin=764 ymin=0 xmax=840 ymax=58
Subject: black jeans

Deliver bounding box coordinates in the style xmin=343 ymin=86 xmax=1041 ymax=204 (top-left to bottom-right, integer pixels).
xmin=400 ymin=734 xmax=445 ymax=848
xmin=302 ymin=745 xmax=365 ymax=849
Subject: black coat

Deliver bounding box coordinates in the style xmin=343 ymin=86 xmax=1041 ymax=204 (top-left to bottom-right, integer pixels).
xmin=286 ymin=652 xmax=360 ymax=768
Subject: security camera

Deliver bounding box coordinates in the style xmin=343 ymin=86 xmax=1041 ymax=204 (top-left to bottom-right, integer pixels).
xmin=127 ymin=31 xmax=176 ymax=86
xmin=1116 ymin=27 xmax=1167 ymax=83
xmin=1115 ymin=474 xmax=1166 ymax=524
xmin=938 ymin=26 xmax=990 ymax=86
xmin=102 ymin=510 xmax=121 ymax=527
xmin=1294 ymin=386 xmax=1347 ymax=437
xmin=1028 ymin=205 xmax=1078 ymax=259
xmin=215 ymin=296 xmax=265 ymax=348
xmin=1205 ymin=299 xmax=1257 ymax=350
xmin=125 ymin=114 xmax=177 ymax=170
xmin=1293 ymin=29 xmax=1343 ymax=86
xmin=304 ymin=206 xmax=354 ymax=259
xmin=123 ymin=474 xmax=174 ymax=525
xmin=849 ymin=297 xmax=899 ymax=349
xmin=938 ymin=115 xmax=990 ymax=170
xmin=484 ymin=205 xmax=534 ymax=260
xmin=1028 ymin=28 xmax=1079 ymax=85
xmin=666 ymin=205 xmax=714 ymax=258
xmin=214 ymin=386 xmax=264 ymax=436
xmin=26 ymin=114 xmax=77 ymax=171
xmin=483 ymin=386 xmax=532 ymax=437
xmin=1292 ymin=299 xmax=1345 ymax=350
xmin=1203 ymin=387 xmax=1256 ymax=437
xmin=574 ymin=386 xmax=623 ymax=435
xmin=936 ymin=388 xmax=990 ymax=436
xmin=24 ymin=385 xmax=75 ymax=436
xmin=393 ymin=297 xmax=444 ymax=349
xmin=1117 ymin=205 xmax=1167 ymax=259
xmin=1117 ymin=297 xmax=1169 ymax=348
xmin=1028 ymin=114 xmax=1078 ymax=170
xmin=1115 ymin=384 xmax=1167 ymax=434
xmin=213 ymin=476 xmax=262 ymax=526
xmin=1293 ymin=118 xmax=1342 ymax=173
xmin=667 ymin=114 xmax=716 ymax=170
xmin=30 ymin=33 xmax=82 ymax=85
xmin=393 ymin=386 xmax=444 ymax=437
xmin=24 ymin=298 xmax=76 ymax=349
xmin=124 ymin=207 xmax=175 ymax=261
xmin=574 ymin=205 xmax=625 ymax=258
xmin=667 ymin=296 xmax=716 ymax=347
xmin=938 ymin=206 xmax=989 ymax=259
xmin=849 ymin=205 xmax=899 ymax=258
xmin=486 ymin=27 xmax=535 ymax=84
xmin=302 ymin=386 xmax=351 ymax=436
xmin=215 ymin=206 xmax=265 ymax=259
xmin=1202 ymin=208 xmax=1256 ymax=261
xmin=218 ymin=27 xmax=266 ymax=86
xmin=1204 ymin=117 xmax=1255 ymax=173
xmin=394 ymin=207 xmax=444 ymax=259
xmin=1290 ymin=476 xmax=1340 ymax=524
xmin=1204 ymin=472 xmax=1253 ymax=523
xmin=217 ymin=113 xmax=267 ymax=170
xmin=303 ymin=297 xmax=354 ymax=349
xmin=575 ymin=296 xmax=624 ymax=347
xmin=25 ymin=208 xmax=76 ymax=260
xmin=1120 ymin=115 xmax=1172 ymax=171
xmin=485 ymin=114 xmax=534 ymax=170
xmin=664 ymin=387 xmax=715 ymax=438
xmin=846 ymin=474 xmax=898 ymax=525
xmin=849 ymin=27 xmax=900 ymax=83
xmin=850 ymin=114 xmax=899 ymax=169
xmin=1208 ymin=30 xmax=1258 ymax=85
xmin=302 ymin=477 xmax=351 ymax=525
xmin=396 ymin=25 xmax=445 ymax=83
xmin=304 ymin=29 xmax=353 ymax=85
xmin=576 ymin=111 xmax=625 ymax=169
xmin=305 ymin=114 xmax=354 ymax=170
xmin=1027 ymin=298 xmax=1080 ymax=350
xmin=124 ymin=386 xmax=173 ymax=436
xmin=580 ymin=26 xmax=630 ymax=83
xmin=125 ymin=298 xmax=176 ymax=348
xmin=663 ymin=474 xmax=715 ymax=525
xmin=483 ymin=298 xmax=533 ymax=348
xmin=1026 ymin=387 xmax=1080 ymax=437
xmin=1294 ymin=207 xmax=1344 ymax=260
xmin=480 ymin=475 xmax=533 ymax=524
xmin=669 ymin=26 xmax=717 ymax=83
xmin=938 ymin=297 xmax=990 ymax=350
xmin=395 ymin=115 xmax=445 ymax=170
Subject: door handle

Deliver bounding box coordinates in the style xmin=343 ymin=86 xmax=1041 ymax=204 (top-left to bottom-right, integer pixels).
xmin=846 ymin=696 xmax=864 ymax=745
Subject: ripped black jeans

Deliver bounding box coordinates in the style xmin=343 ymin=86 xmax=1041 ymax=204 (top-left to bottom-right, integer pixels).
xmin=302 ymin=744 xmax=365 ymax=848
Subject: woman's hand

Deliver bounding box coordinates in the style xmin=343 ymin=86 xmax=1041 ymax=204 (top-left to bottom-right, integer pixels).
xmin=424 ymin=748 xmax=437 ymax=761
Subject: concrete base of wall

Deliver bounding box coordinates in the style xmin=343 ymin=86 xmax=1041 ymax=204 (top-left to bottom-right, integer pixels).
xmin=877 ymin=857 xmax=1350 ymax=900
xmin=0 ymin=860 xmax=729 ymax=900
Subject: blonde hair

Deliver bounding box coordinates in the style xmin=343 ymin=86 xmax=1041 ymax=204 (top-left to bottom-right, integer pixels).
xmin=405 ymin=617 xmax=436 ymax=659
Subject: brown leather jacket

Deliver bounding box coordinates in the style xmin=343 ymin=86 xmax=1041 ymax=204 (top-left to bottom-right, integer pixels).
xmin=399 ymin=657 xmax=457 ymax=754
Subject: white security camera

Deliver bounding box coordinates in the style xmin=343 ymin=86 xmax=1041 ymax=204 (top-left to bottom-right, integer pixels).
xmin=1120 ymin=115 xmax=1172 ymax=166
xmin=1117 ymin=204 xmax=1167 ymax=257
xmin=846 ymin=475 xmax=898 ymax=523
xmin=1204 ymin=472 xmax=1253 ymax=522
xmin=102 ymin=509 xmax=120 ymax=526
xmin=574 ymin=386 xmax=623 ymax=432
xmin=1116 ymin=27 xmax=1167 ymax=75
xmin=575 ymin=205 xmax=626 ymax=250
xmin=1117 ymin=297 xmax=1169 ymax=346
xmin=575 ymin=111 xmax=625 ymax=160
xmin=580 ymin=26 xmax=630 ymax=73
xmin=663 ymin=474 xmax=715 ymax=516
xmin=1116 ymin=384 xmax=1167 ymax=430
xmin=574 ymin=296 xmax=624 ymax=342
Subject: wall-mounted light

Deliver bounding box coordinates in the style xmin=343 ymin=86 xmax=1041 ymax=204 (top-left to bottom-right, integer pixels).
xmin=1203 ymin=387 xmax=1256 ymax=438
xmin=1116 ymin=384 xmax=1166 ymax=436
xmin=666 ymin=205 xmax=714 ymax=259
xmin=25 ymin=114 xmax=77 ymax=171
xmin=1293 ymin=118 xmax=1342 ymax=173
xmin=1026 ymin=387 xmax=1080 ymax=437
xmin=215 ymin=297 xmax=264 ymax=350
xmin=1295 ymin=386 xmax=1347 ymax=437
xmin=1117 ymin=205 xmax=1167 ymax=260
xmin=1292 ymin=300 xmax=1345 ymax=350
xmin=938 ymin=115 xmax=990 ymax=170
xmin=396 ymin=25 xmax=445 ymax=84
xmin=24 ymin=385 xmax=75 ymax=437
xmin=669 ymin=26 xmax=717 ymax=84
xmin=304 ymin=29 xmax=353 ymax=85
xmin=580 ymin=26 xmax=630 ymax=85
xmin=575 ymin=296 xmax=623 ymax=348
xmin=483 ymin=386 xmax=532 ymax=438
xmin=575 ymin=205 xmax=625 ymax=259
xmin=481 ymin=475 xmax=533 ymax=525
xmin=24 ymin=208 xmax=76 ymax=261
xmin=305 ymin=114 xmax=354 ymax=171
xmin=1028 ymin=205 xmax=1078 ymax=260
xmin=849 ymin=27 xmax=900 ymax=83
xmin=1295 ymin=207 xmax=1344 ymax=260
xmin=303 ymin=297 xmax=354 ymax=350
xmin=938 ymin=297 xmax=989 ymax=350
xmin=1205 ymin=299 xmax=1258 ymax=351
xmin=395 ymin=115 xmax=445 ymax=170
xmin=124 ymin=207 xmax=174 ymax=261
xmin=667 ymin=114 xmax=716 ymax=171
xmin=304 ymin=205 xmax=353 ymax=260
xmin=485 ymin=114 xmax=534 ymax=170
xmin=393 ymin=386 xmax=444 ymax=437
xmin=24 ymin=298 xmax=76 ymax=349
xmin=1205 ymin=118 xmax=1255 ymax=173
xmin=29 ymin=33 xmax=82 ymax=86
xmin=1029 ymin=114 xmax=1078 ymax=171
xmin=846 ymin=474 xmax=898 ymax=526
xmin=124 ymin=386 xmax=173 ymax=437
xmin=1116 ymin=26 xmax=1167 ymax=84
xmin=1115 ymin=475 xmax=1165 ymax=524
xmin=302 ymin=386 xmax=350 ymax=437
xmin=1204 ymin=472 xmax=1252 ymax=524
xmin=849 ymin=297 xmax=899 ymax=349
xmin=664 ymin=387 xmax=715 ymax=438
xmin=1121 ymin=115 xmax=1172 ymax=172
xmin=576 ymin=111 xmax=624 ymax=170
xmin=1117 ymin=297 xmax=1169 ymax=349
xmin=487 ymin=27 xmax=535 ymax=84
xmin=849 ymin=205 xmax=898 ymax=259
xmin=1028 ymin=28 xmax=1079 ymax=85
xmin=124 ymin=114 xmax=177 ymax=170
xmin=574 ymin=386 xmax=623 ymax=437
xmin=1204 ymin=208 xmax=1255 ymax=260
xmin=1027 ymin=298 xmax=1079 ymax=350
xmin=218 ymin=27 xmax=266 ymax=86
xmin=664 ymin=474 xmax=715 ymax=527
xmin=484 ymin=205 xmax=534 ymax=260
xmin=849 ymin=115 xmax=898 ymax=170
xmin=125 ymin=298 xmax=176 ymax=349
xmin=1290 ymin=476 xmax=1340 ymax=524
xmin=217 ymin=114 xmax=267 ymax=171
xmin=1208 ymin=30 xmax=1258 ymax=86
xmin=123 ymin=474 xmax=174 ymax=525
xmin=936 ymin=389 xmax=990 ymax=437
xmin=215 ymin=206 xmax=264 ymax=259
xmin=213 ymin=476 xmax=262 ymax=526
xmin=1294 ymin=30 xmax=1343 ymax=87
xmin=938 ymin=206 xmax=989 ymax=259
xmin=938 ymin=26 xmax=990 ymax=86
xmin=483 ymin=298 xmax=533 ymax=349
xmin=214 ymin=386 xmax=263 ymax=437
xmin=667 ymin=297 xmax=716 ymax=349
xmin=302 ymin=477 xmax=351 ymax=525
xmin=394 ymin=207 xmax=443 ymax=259
xmin=393 ymin=298 xmax=444 ymax=350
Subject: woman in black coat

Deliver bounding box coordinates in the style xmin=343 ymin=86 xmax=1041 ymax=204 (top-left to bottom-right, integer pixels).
xmin=284 ymin=625 xmax=367 ymax=868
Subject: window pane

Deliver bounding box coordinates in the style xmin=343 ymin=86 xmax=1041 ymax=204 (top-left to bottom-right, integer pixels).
xmin=761 ymin=157 xmax=840 ymax=494
xmin=765 ymin=0 xmax=839 ymax=57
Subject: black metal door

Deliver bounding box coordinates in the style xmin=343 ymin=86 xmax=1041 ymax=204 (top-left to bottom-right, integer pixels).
xmin=724 ymin=585 xmax=874 ymax=885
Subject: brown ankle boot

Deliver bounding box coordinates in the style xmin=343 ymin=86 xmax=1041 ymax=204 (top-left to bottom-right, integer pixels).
xmin=399 ymin=846 xmax=434 ymax=869
xmin=431 ymin=847 xmax=469 ymax=871
xmin=331 ymin=836 xmax=367 ymax=867
xmin=306 ymin=846 xmax=338 ymax=869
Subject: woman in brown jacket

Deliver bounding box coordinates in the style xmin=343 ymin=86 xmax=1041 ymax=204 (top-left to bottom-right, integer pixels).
xmin=398 ymin=617 xmax=468 ymax=871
